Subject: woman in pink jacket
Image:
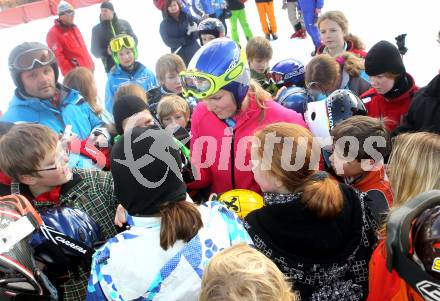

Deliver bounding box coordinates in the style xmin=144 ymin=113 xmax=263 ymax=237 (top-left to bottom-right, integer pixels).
xmin=181 ymin=38 xmax=306 ymax=194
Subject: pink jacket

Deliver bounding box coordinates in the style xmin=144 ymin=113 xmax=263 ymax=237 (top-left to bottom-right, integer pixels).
xmin=189 ymin=94 xmax=307 ymax=194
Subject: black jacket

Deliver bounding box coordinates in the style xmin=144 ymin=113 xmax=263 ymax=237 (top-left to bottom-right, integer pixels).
xmin=226 ymin=0 xmax=244 ymax=11
xmin=91 ymin=14 xmax=138 ymax=73
xmin=245 ymin=184 xmax=378 ymax=300
xmin=393 ymin=74 xmax=440 ymax=135
xmin=159 ymin=11 xmax=200 ymax=66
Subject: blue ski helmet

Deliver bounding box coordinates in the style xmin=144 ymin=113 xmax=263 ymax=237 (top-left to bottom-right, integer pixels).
xmin=184 ymin=37 xmax=250 ymax=107
xmin=270 ymin=58 xmax=305 ymax=88
xmin=277 ymin=87 xmax=312 ymax=117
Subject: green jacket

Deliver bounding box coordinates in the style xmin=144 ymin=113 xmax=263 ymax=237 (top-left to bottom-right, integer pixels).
xmin=250 ymin=68 xmax=279 ymax=96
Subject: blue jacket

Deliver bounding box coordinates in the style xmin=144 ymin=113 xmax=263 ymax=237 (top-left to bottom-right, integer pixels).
xmin=105 ymin=62 xmax=157 ymax=113
xmin=199 ymin=0 xmax=225 ymax=17
xmin=297 ymin=0 xmax=323 ymax=12
xmin=2 ymin=85 xmax=103 ymax=140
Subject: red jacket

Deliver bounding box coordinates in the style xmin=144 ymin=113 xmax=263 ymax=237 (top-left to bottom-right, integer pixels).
xmin=361 ymin=74 xmax=419 ymax=132
xmin=189 ymin=94 xmax=307 ymax=194
xmin=46 ymin=19 xmax=94 ymax=75
xmin=368 ymin=240 xmax=425 ymax=301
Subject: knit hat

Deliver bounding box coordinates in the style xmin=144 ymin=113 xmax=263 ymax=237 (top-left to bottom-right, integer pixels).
xmin=57 ymin=1 xmax=74 ymax=15
xmin=365 ymin=40 xmax=406 ymax=76
xmin=100 ymin=1 xmax=114 ymax=11
xmin=110 ymin=126 xmax=186 ymax=216
xmin=8 ymin=42 xmax=59 ymax=95
xmin=113 ymin=95 xmax=148 ymax=135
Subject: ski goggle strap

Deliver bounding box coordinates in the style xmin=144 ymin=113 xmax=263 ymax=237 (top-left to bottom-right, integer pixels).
xmin=9 ymin=48 xmax=55 ymax=72
xmin=109 ymin=35 xmax=136 ymax=53
xmin=180 ymin=49 xmax=247 ymax=99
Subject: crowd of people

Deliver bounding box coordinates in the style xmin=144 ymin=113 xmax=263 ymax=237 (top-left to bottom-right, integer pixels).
xmin=0 ymin=0 xmax=439 ymax=300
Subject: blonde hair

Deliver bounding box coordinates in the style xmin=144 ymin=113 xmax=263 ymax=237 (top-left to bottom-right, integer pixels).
xmin=199 ymin=244 xmax=295 ymax=301
xmin=388 ymin=132 xmax=440 ymax=208
xmin=240 ymin=79 xmax=270 ymax=120
xmin=155 ymin=53 xmax=186 ymax=84
xmin=63 ymin=67 xmax=103 ymax=115
xmin=317 ymin=11 xmax=365 ymax=51
xmin=246 ymin=37 xmax=273 ymax=61
xmin=306 ymin=53 xmax=365 ymax=93
xmin=114 ymin=83 xmax=148 ymax=104
xmin=157 ymin=95 xmax=190 ymax=121
xmin=254 ymin=123 xmax=344 ymax=217
xmin=0 ymin=124 xmax=58 ymax=181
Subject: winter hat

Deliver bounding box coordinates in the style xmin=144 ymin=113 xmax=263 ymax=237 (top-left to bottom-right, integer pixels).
xmin=113 ymin=95 xmax=148 ymax=135
xmin=100 ymin=1 xmax=114 ymax=11
xmin=57 ymin=1 xmax=74 ymax=15
xmin=8 ymin=42 xmax=59 ymax=95
xmin=365 ymin=40 xmax=406 ymax=76
xmin=110 ymin=126 xmax=186 ymax=216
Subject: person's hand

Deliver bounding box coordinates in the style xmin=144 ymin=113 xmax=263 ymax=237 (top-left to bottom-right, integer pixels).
xmin=187 ymin=22 xmax=198 ymax=35
xmin=315 ymin=8 xmax=321 ymax=15
xmin=114 ymin=204 xmax=127 ymax=227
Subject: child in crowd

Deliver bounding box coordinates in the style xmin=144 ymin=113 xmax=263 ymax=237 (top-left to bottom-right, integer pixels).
xmin=368 ymin=132 xmax=440 ymax=301
xmin=316 ymin=10 xmax=366 ymax=58
xmin=115 ymin=83 xmax=149 ymax=103
xmin=86 ymin=126 xmax=252 ymax=300
xmin=147 ymin=53 xmax=196 ymax=115
xmin=105 ymin=34 xmax=157 ymax=113
xmin=246 ymin=37 xmax=278 ymax=96
xmin=64 ymin=67 xmax=113 ymax=124
xmin=361 ymin=40 xmax=419 ymax=132
xmin=112 ymin=95 xmax=154 ymax=136
xmin=306 ymin=53 xmax=370 ymax=98
xmin=197 ymin=17 xmax=226 ymax=46
xmin=0 ymin=123 xmax=117 ymax=300
xmin=199 ymin=243 xmax=295 ymax=301
xmin=245 ymin=122 xmax=377 ymax=300
xmin=157 ymin=95 xmax=191 ymax=131
xmin=329 ymin=115 xmax=393 ymax=224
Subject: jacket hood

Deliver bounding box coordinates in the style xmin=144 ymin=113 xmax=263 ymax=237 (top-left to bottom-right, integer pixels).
xmin=423 ymin=73 xmax=440 ymax=100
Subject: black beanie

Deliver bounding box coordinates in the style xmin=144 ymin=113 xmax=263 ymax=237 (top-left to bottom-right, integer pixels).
xmin=110 ymin=126 xmax=186 ymax=216
xmin=365 ymin=40 xmax=406 ymax=76
xmin=113 ymin=95 xmax=147 ymax=135
xmin=100 ymin=1 xmax=114 ymax=11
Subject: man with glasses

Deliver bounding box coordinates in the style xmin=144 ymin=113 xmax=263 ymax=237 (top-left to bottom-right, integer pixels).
xmin=1 ymin=42 xmax=109 ymax=168
xmin=46 ymin=1 xmax=94 ymax=75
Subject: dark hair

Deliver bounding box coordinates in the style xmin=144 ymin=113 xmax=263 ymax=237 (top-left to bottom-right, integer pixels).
xmin=159 ymin=201 xmax=203 ymax=250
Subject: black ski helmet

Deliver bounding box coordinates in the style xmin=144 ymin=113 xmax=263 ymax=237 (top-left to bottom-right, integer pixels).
xmin=8 ymin=42 xmax=59 ymax=94
xmin=197 ymin=18 xmax=225 ymax=45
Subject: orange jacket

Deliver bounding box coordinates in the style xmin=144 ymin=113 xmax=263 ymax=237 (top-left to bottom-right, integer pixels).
xmin=368 ymin=240 xmax=425 ymax=301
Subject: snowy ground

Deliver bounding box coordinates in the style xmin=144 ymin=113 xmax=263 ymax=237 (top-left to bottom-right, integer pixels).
xmin=0 ymin=0 xmax=439 ymax=112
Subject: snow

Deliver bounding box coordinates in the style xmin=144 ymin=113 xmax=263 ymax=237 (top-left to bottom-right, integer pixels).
xmin=0 ymin=0 xmax=439 ymax=113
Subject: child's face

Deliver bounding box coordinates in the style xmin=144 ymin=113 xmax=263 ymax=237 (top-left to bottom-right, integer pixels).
xmin=319 ymin=19 xmax=346 ymax=50
xmin=117 ymin=48 xmax=135 ymax=68
xmin=167 ymin=1 xmax=180 ymax=14
xmin=161 ymin=111 xmax=188 ymax=129
xmin=329 ymin=146 xmax=364 ymax=177
xmin=201 ymin=34 xmax=216 ymax=45
xmin=33 ymin=141 xmax=72 ymax=187
xmin=163 ymin=71 xmax=182 ymax=93
xmin=369 ymin=74 xmax=395 ymax=95
xmin=249 ymin=57 xmax=270 ymax=74
xmin=251 ymin=143 xmax=281 ymax=193
xmin=122 ymin=110 xmax=154 ymax=133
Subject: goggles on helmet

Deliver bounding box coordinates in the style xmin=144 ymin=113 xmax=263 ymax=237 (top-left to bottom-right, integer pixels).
xmin=179 ymin=49 xmax=247 ymax=99
xmin=9 ymin=48 xmax=55 ymax=72
xmin=109 ymin=35 xmax=136 ymax=53
xmin=266 ymin=71 xmax=284 ymax=85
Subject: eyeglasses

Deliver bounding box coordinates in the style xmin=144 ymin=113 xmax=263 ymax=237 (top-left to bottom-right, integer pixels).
xmin=180 ymin=49 xmax=247 ymax=99
xmin=109 ymin=35 xmax=136 ymax=53
xmin=34 ymin=142 xmax=70 ymax=173
xmin=9 ymin=48 xmax=56 ymax=72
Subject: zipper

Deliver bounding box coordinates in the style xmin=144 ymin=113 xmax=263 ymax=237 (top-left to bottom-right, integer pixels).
xmin=230 ymin=128 xmax=236 ymax=189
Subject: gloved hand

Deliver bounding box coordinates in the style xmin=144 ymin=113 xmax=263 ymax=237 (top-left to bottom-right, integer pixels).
xmin=187 ymin=22 xmax=198 ymax=35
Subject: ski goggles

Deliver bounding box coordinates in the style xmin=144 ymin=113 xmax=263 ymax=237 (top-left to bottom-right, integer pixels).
xmin=180 ymin=50 xmax=247 ymax=99
xmin=266 ymin=71 xmax=284 ymax=85
xmin=109 ymin=35 xmax=136 ymax=53
xmin=9 ymin=48 xmax=55 ymax=72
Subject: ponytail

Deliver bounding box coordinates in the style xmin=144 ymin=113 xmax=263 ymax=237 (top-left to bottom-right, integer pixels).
xmin=301 ymin=172 xmax=344 ymax=218
xmin=159 ymin=201 xmax=203 ymax=250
